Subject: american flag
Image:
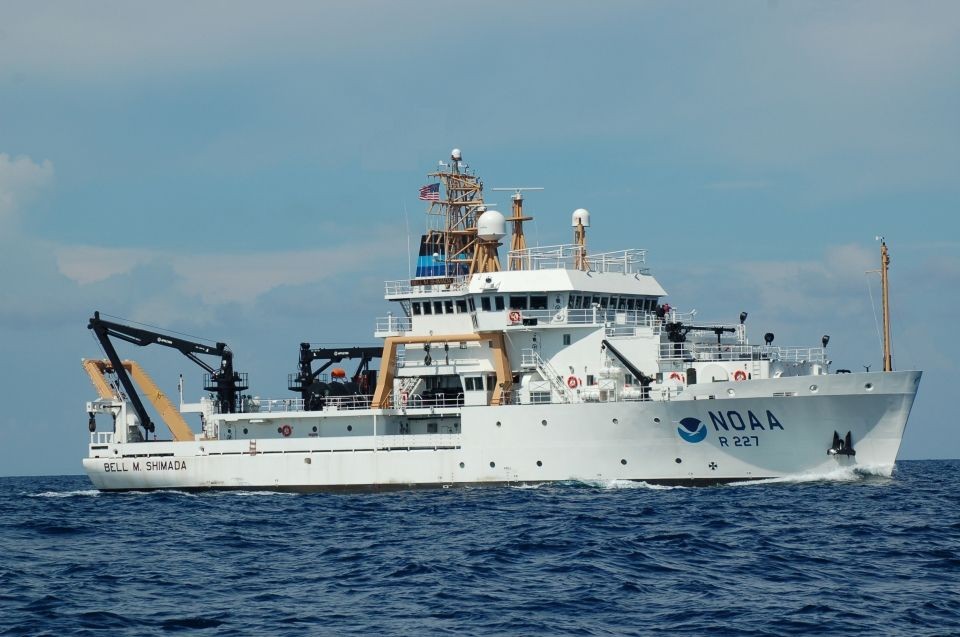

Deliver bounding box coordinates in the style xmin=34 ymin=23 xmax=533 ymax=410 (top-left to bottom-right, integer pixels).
xmin=419 ymin=183 xmax=440 ymax=201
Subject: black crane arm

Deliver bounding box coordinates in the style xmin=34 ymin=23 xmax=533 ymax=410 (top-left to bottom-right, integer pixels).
xmin=289 ymin=343 xmax=382 ymax=409
xmin=88 ymin=311 xmax=248 ymax=435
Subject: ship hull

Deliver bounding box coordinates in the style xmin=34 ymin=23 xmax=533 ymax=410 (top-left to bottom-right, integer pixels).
xmin=83 ymin=371 xmax=921 ymax=491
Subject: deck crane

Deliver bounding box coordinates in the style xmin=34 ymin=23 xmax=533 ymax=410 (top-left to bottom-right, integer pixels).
xmin=288 ymin=344 xmax=381 ymax=410
xmin=87 ymin=311 xmax=248 ymax=435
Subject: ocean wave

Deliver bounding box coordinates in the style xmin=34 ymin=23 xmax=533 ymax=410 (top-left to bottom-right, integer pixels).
xmin=28 ymin=489 xmax=100 ymax=498
xmin=1 ymin=463 xmax=957 ymax=637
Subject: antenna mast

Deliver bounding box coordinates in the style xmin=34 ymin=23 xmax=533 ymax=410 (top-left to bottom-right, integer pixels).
xmin=421 ymin=148 xmax=485 ymax=283
xmin=880 ymin=238 xmax=893 ymax=372
xmin=491 ymin=187 xmax=542 ymax=271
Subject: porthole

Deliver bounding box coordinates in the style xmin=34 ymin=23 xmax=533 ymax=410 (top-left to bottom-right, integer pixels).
xmin=541 ymin=419 xmax=547 ymax=426
xmin=654 ymin=417 xmax=661 ymax=423
xmin=276 ymin=427 xmax=282 ymax=434
xmin=809 ymin=384 xmax=818 ymax=393
xmin=496 ymin=421 xmax=502 ymax=427
xmin=304 ymin=457 xmax=312 ymax=465
xmin=459 ymin=462 xmax=465 ymax=469
xmin=243 ymin=428 xmax=248 ymax=435
xmin=727 ymin=388 xmax=735 ymax=397
xmin=347 ymin=425 xmax=353 ymax=431
xmin=620 ymin=459 xmax=627 ymax=465
xmin=489 ymin=461 xmax=496 ymax=468
xmin=864 ymin=383 xmax=874 ymax=391
xmin=612 ymin=418 xmax=619 ymax=425
xmin=536 ymin=460 xmax=543 ymax=467
xmin=675 ymin=457 xmax=682 ymax=464
xmin=312 ymin=426 xmax=317 ymax=432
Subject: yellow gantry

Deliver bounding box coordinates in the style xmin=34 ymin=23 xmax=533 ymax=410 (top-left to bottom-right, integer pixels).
xmin=81 ymin=359 xmax=195 ymax=441
xmin=372 ymin=332 xmax=513 ymax=408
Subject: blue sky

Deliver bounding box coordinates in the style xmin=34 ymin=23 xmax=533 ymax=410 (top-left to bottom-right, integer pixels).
xmin=0 ymin=1 xmax=957 ymax=475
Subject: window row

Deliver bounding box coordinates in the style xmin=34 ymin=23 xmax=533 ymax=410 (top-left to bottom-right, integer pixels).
xmin=411 ymin=298 xmax=475 ymax=315
xmin=567 ymin=295 xmax=657 ymax=311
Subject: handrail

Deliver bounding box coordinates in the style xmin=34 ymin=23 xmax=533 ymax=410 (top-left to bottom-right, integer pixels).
xmin=384 ymin=276 xmax=470 ymax=296
xmin=375 ymin=316 xmax=412 ymax=334
xmin=659 ymin=342 xmax=827 ymax=364
xmin=506 ymin=244 xmax=649 ymax=274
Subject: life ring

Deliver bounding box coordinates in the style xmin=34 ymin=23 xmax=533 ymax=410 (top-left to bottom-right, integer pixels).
xmin=281 ymin=424 xmax=292 ymax=437
xmin=400 ymin=391 xmax=409 ymax=405
xmin=669 ymin=372 xmax=685 ymax=383
xmin=508 ymin=311 xmax=521 ymax=323
xmin=733 ymin=370 xmax=747 ymax=382
xmin=566 ymin=376 xmax=581 ymax=389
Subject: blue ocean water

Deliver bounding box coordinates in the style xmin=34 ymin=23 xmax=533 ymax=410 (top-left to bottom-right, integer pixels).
xmin=1 ymin=461 xmax=959 ymax=636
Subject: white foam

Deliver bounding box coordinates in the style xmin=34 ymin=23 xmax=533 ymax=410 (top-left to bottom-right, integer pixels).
xmin=29 ymin=490 xmax=100 ymax=498
xmin=580 ymin=479 xmax=687 ymax=490
xmin=729 ymin=464 xmax=895 ymax=487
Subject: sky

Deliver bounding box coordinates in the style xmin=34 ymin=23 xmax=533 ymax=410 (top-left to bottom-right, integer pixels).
xmin=0 ymin=1 xmax=957 ymax=476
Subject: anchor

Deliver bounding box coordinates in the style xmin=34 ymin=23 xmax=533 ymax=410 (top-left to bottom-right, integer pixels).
xmin=828 ymin=430 xmax=856 ymax=456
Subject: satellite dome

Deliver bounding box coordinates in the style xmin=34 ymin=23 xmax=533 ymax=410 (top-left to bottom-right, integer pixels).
xmin=451 ymin=148 xmax=462 ymax=161
xmin=477 ymin=210 xmax=506 ymax=241
xmin=572 ymin=208 xmax=591 ymax=227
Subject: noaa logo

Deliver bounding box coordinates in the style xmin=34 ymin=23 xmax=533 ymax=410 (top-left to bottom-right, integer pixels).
xmin=677 ymin=417 xmax=708 ymax=443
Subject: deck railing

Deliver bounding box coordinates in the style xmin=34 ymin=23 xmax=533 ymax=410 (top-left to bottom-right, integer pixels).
xmin=506 ymin=244 xmax=650 ymax=275
xmin=659 ymin=342 xmax=827 ymax=364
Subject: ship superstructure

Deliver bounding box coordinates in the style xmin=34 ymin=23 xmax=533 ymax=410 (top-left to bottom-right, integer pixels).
xmin=82 ymin=150 xmax=921 ymax=491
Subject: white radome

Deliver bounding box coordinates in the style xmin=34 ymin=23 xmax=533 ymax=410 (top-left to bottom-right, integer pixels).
xmin=477 ymin=210 xmax=506 ymax=241
xmin=451 ymin=148 xmax=462 ymax=161
xmin=572 ymin=208 xmax=591 ymax=227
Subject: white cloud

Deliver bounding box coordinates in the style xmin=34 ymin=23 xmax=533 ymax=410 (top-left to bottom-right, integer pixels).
xmin=0 ymin=153 xmax=54 ymax=223
xmin=56 ymin=237 xmax=403 ymax=304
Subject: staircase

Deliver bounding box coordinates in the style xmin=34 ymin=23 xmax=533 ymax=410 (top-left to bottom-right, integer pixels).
xmin=521 ymin=349 xmax=578 ymax=403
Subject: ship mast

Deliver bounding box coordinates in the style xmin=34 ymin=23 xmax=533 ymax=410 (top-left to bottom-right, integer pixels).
xmin=880 ymin=238 xmax=893 ymax=372
xmin=421 ymin=148 xmax=485 ymax=282
xmin=491 ymin=187 xmax=542 ymax=271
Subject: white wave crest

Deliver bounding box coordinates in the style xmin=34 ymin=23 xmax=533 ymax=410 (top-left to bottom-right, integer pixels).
xmin=29 ymin=490 xmax=101 ymax=498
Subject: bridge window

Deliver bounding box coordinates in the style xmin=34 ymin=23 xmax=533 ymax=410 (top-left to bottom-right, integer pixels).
xmin=599 ymin=296 xmax=609 ymax=308
xmin=618 ymin=297 xmax=628 ymax=310
xmin=427 ymin=422 xmax=438 ymax=433
xmin=422 ymin=302 xmax=433 ymax=315
xmin=456 ymin=299 xmax=467 ymax=313
xmin=481 ymin=297 xmax=491 ymax=311
xmin=563 ymin=334 xmax=571 ymax=346
xmin=412 ymin=302 xmax=422 ymax=315
xmin=530 ymin=295 xmax=548 ymax=310
xmin=509 ymin=296 xmax=528 ymax=310
xmin=444 ymin=300 xmax=454 ymax=314
xmin=433 ymin=301 xmax=443 ymax=314
xmin=495 ymin=296 xmax=505 ymax=311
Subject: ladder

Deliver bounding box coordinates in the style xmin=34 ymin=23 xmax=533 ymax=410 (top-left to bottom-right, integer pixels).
xmin=521 ymin=349 xmax=578 ymax=403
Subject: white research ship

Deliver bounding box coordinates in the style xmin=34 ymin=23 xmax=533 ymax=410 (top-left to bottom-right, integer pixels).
xmin=82 ymin=149 xmax=921 ymax=491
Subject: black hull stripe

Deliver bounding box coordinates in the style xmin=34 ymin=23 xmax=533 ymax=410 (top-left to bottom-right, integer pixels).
xmin=94 ymin=476 xmax=775 ymax=494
